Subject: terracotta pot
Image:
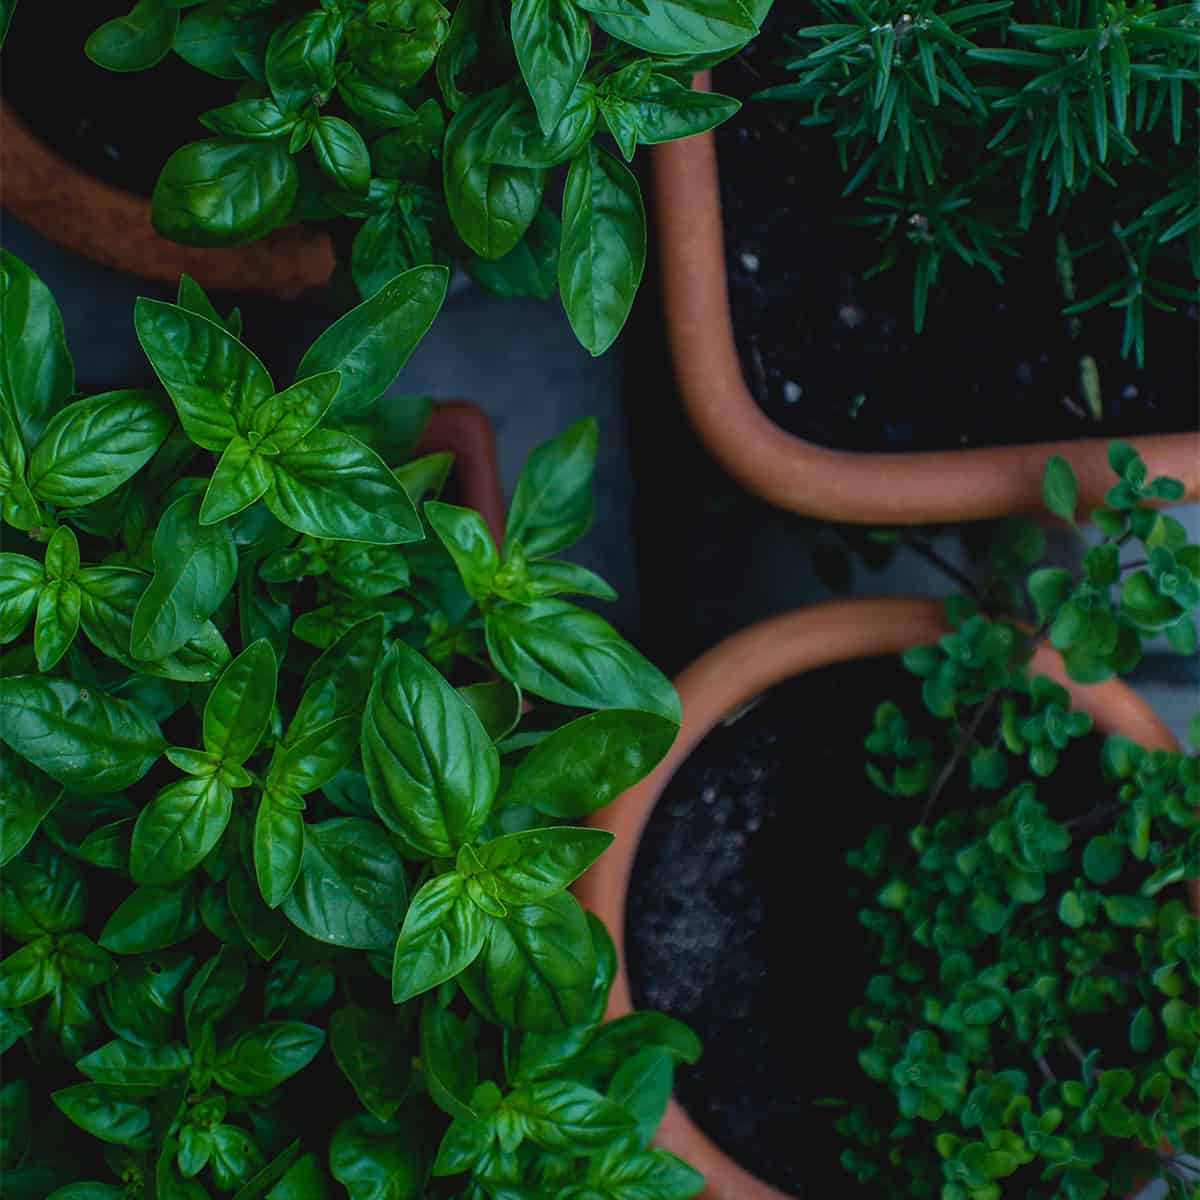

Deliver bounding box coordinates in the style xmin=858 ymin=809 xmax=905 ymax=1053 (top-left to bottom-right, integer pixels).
xmin=574 ymin=596 xmax=1182 ymax=1199
xmin=416 ymin=400 xmax=506 ymax=541
xmin=651 ymin=77 xmax=1200 ymax=524
xmin=0 ymin=102 xmax=334 ymax=299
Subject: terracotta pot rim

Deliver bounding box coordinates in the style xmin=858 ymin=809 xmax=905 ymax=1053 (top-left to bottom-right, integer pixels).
xmin=574 ymin=596 xmax=1179 ymax=1199
xmin=651 ymin=77 xmax=1200 ymax=524
xmin=0 ymin=101 xmax=335 ymax=299
xmin=416 ymin=400 xmax=506 ymax=541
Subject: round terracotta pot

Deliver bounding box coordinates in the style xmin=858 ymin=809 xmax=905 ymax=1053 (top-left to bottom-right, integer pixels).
xmin=1 ymin=102 xmax=334 ymax=299
xmin=574 ymin=596 xmax=1182 ymax=1198
xmin=651 ymin=77 xmax=1200 ymax=524
xmin=416 ymin=400 xmax=506 ymax=541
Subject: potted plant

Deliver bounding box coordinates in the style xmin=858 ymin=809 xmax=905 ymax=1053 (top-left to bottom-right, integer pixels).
xmin=3 ymin=0 xmax=763 ymax=349
xmin=649 ymin=0 xmax=1199 ymax=522
xmin=0 ymin=249 xmax=709 ymax=1197
xmin=577 ymin=447 xmax=1199 ymax=1195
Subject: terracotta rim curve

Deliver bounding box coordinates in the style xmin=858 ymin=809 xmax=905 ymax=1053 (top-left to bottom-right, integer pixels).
xmin=574 ymin=596 xmax=1180 ymax=1199
xmin=416 ymin=400 xmax=506 ymax=541
xmin=1 ymin=102 xmax=334 ymax=299
xmin=651 ymin=76 xmax=1200 ymax=524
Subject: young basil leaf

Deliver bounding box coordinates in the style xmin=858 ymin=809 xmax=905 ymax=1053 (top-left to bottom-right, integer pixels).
xmin=281 ymin=817 xmax=408 ymax=950
xmin=130 ymin=775 xmax=235 ymax=885
xmin=201 ymin=439 xmax=273 ymax=525
xmin=296 ymin=266 xmax=449 ymax=418
xmin=99 ymin=883 xmax=199 ymax=954
xmin=503 ymin=416 xmax=597 ymax=558
xmin=249 ymin=371 xmax=341 ymax=455
xmin=254 ymin=795 xmax=305 ymax=909
xmin=577 ymin=0 xmax=758 ymax=56
xmin=265 ymin=10 xmax=340 ymax=114
xmin=459 ymin=891 xmax=595 ymax=1032
xmin=203 ymin=638 xmax=277 ymax=766
xmin=330 ymin=1005 xmax=414 ymax=1122
xmin=603 ymin=67 xmax=740 ymax=146
xmin=511 ymin=0 xmax=591 ymax=135
xmin=0 ymin=677 xmax=164 ymax=795
xmin=444 ymin=89 xmax=547 ymax=259
xmin=0 ymin=250 xmax=75 ymax=450
xmin=27 ymin=390 xmax=170 ymax=507
xmin=200 ymin=98 xmax=297 ymax=140
xmin=425 ymin=501 xmax=499 ymax=599
xmin=152 ymin=140 xmax=300 ymax=247
xmin=486 ymin=600 xmax=680 ymax=722
xmin=51 ymin=1084 xmax=153 ymax=1148
xmin=134 ymin=298 xmax=273 ymax=451
xmin=303 ymin=613 xmax=385 ymax=712
xmin=131 ymin=492 xmax=238 ymax=662
xmin=608 ymin=1046 xmax=674 ymax=1149
xmin=560 ymin=144 xmax=646 ymax=356
xmin=467 ymin=827 xmax=614 ymax=903
xmin=0 ymin=553 xmax=43 ymax=643
xmin=266 ymin=428 xmax=422 ymax=544
xmin=313 ymin=116 xmax=372 ymax=195
xmin=508 ymin=1077 xmax=636 ymax=1151
xmin=391 ymin=872 xmax=489 ymax=1004
xmin=0 ymin=747 xmax=59 ymax=866
xmin=420 ymin=994 xmax=481 ymax=1121
xmin=589 ymin=1146 xmax=706 ymax=1196
xmin=458 ymin=679 xmax=522 ymax=743
xmin=75 ymin=1039 xmax=192 ymax=1089
xmin=463 ymin=205 xmax=561 ymax=301
xmin=269 ymin=710 xmax=357 ymax=797
xmin=212 ymin=1021 xmax=325 ymax=1096
xmin=329 ymin=1112 xmax=428 ymax=1200
xmin=33 ymin=579 xmax=81 ymax=671
xmin=362 ymin=640 xmax=499 ymax=857
xmin=337 ymin=63 xmax=420 ymax=127
xmin=85 ymin=0 xmax=178 ymax=71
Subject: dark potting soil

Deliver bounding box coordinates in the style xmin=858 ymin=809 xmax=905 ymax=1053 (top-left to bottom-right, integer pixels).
xmin=625 ymin=654 xmax=1108 ymax=1196
xmin=2 ymin=2 xmax=232 ymax=198
xmin=711 ymin=15 xmax=1200 ymax=453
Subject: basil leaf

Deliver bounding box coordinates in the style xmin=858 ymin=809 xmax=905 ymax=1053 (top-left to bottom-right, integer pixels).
xmin=509 ymin=1077 xmax=635 ymax=1150
xmin=85 ymin=0 xmax=178 ymax=71
xmin=200 ymin=98 xmax=297 ymax=140
xmin=249 ymin=371 xmax=341 ymax=455
xmin=504 ymin=709 xmax=675 ymax=817
xmin=304 ymin=614 xmax=385 ymax=714
xmin=0 ymin=677 xmax=164 ymax=796
xmin=152 ymin=140 xmax=299 ymax=247
xmin=77 ymin=566 xmax=231 ymax=683
xmin=130 ymin=776 xmax=234 ymax=885
xmin=213 ymin=1021 xmax=325 ymax=1096
xmin=0 ymin=938 xmax=60 ymax=1007
xmin=458 ymin=679 xmax=521 ymax=742
xmin=99 ymin=884 xmax=199 ymax=954
xmin=204 ymin=639 xmax=277 ymax=766
xmin=33 ymin=580 xmax=81 ymax=671
xmin=0 ymin=251 xmax=74 ymax=450
xmin=314 ymin=116 xmax=372 ymax=195
xmin=100 ymin=949 xmax=196 ymax=1047
xmin=577 ymin=0 xmax=758 ymax=55
xmin=591 ymin=1146 xmax=706 ymax=1195
xmin=391 ymin=872 xmax=488 ymax=1004
xmin=27 ymin=390 xmax=170 ymax=506
xmin=425 ymin=501 xmax=498 ymax=599
xmin=329 ymin=1113 xmax=427 ymax=1200
xmin=0 ymin=553 xmax=43 ymax=643
xmin=485 ymin=599 xmax=680 ymax=722
xmin=606 ymin=69 xmax=739 ymax=145
xmin=266 ymin=429 xmax=421 ymax=544
xmin=463 ymin=205 xmax=560 ymax=301
xmin=253 ymin=795 xmax=305 ymax=909
xmin=296 ymin=266 xmax=448 ymax=418
xmin=609 ymin=1046 xmax=673 ymax=1148
xmin=330 ymin=1005 xmax=413 ymax=1122
xmin=281 ymin=817 xmax=408 ymax=950
xmin=503 ymin=416 xmax=597 ymax=558
xmin=264 ymin=958 xmax=334 ymax=1020
xmin=200 ymin=439 xmax=273 ymax=525
xmin=482 ymin=82 xmax=598 ymax=169
xmin=560 ymin=144 xmax=646 ymax=356
xmin=51 ymin=1084 xmax=153 ymax=1148
xmin=0 ymin=748 xmax=59 ymax=866
xmin=134 ymin=298 xmax=273 ymax=451
xmin=174 ymin=4 xmax=267 ymax=80
xmin=459 ymin=891 xmax=595 ymax=1032
xmin=266 ymin=10 xmax=340 ymax=114
xmin=0 ymin=1009 xmax=32 ymax=1054
xmin=75 ymin=1039 xmax=191 ymax=1089
xmin=444 ymin=89 xmax=546 ymax=259
xmin=131 ymin=492 xmax=238 ymax=662
xmin=420 ymin=995 xmax=480 ymax=1120
xmin=363 ymin=640 xmax=499 ymax=857
xmin=469 ymin=827 xmax=613 ymax=903
xmin=228 ymin=867 xmax=290 ymax=961
xmin=511 ymin=0 xmax=591 ymax=134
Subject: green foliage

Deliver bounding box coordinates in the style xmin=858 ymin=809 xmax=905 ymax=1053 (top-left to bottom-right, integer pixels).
xmin=0 ymin=252 xmax=701 ymax=1198
xmin=78 ymin=0 xmax=765 ymax=356
xmin=845 ymin=445 xmax=1200 ymax=1196
xmin=762 ymin=0 xmax=1199 ymax=360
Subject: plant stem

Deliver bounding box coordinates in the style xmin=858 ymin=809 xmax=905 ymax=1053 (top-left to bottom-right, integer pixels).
xmin=1035 ymin=1054 xmax=1057 ymax=1084
xmin=918 ymin=691 xmax=999 ymax=827
xmin=1065 ymin=801 xmax=1123 ymax=832
xmin=902 ymin=534 xmax=984 ymax=602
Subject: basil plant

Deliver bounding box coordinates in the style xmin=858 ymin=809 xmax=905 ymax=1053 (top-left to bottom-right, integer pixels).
xmin=0 ymin=248 xmax=704 ymax=1199
xmin=67 ymin=0 xmax=769 ymax=355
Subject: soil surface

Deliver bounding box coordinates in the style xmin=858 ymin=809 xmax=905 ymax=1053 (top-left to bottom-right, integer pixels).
xmin=625 ymin=654 xmax=1107 ymax=1195
xmin=712 ymin=12 xmax=1199 ymax=453
xmin=3 ymin=2 xmax=231 ymax=197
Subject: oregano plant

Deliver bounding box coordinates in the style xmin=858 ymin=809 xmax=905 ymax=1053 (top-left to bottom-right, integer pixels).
xmin=834 ymin=445 xmax=1199 ymax=1197
xmin=0 ymin=248 xmax=705 ymax=1199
